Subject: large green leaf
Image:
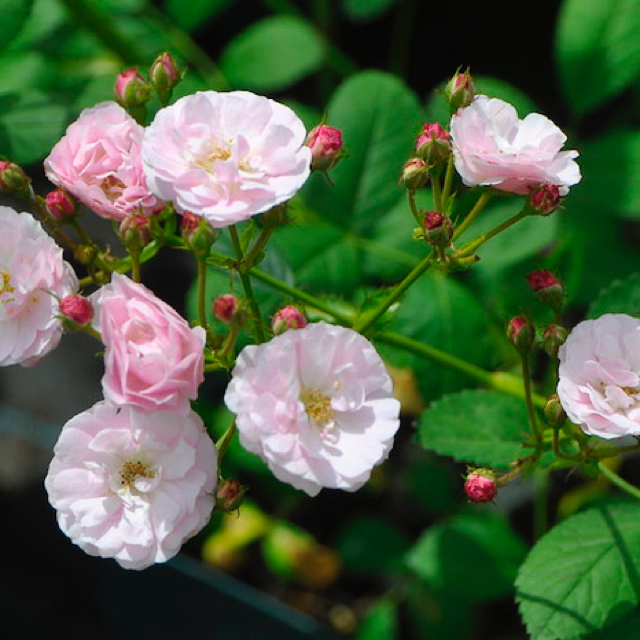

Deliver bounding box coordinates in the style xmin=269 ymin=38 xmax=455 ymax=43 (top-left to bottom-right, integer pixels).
xmin=220 ymin=16 xmax=324 ymax=91
xmin=556 ymin=0 xmax=640 ymax=118
xmin=0 ymin=91 xmax=67 ymax=164
xmin=417 ymin=389 xmax=530 ymax=467
xmin=300 ymin=71 xmax=423 ymax=235
xmin=0 ymin=0 xmax=32 ymax=54
xmin=588 ymin=274 xmax=640 ymax=318
xmin=355 ymin=598 xmax=398 ymax=640
xmin=407 ymin=511 xmax=527 ymax=602
xmin=164 ymin=0 xmax=231 ymax=32
xmin=516 ymin=501 xmax=640 ymax=639
xmin=0 ymin=50 xmax=54 ymax=93
xmin=380 ymin=272 xmax=496 ymax=401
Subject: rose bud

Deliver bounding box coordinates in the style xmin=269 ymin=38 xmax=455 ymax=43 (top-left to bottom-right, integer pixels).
xmin=150 ymin=52 xmax=181 ymax=104
xmin=305 ymin=125 xmax=343 ymax=172
xmin=507 ymin=315 xmax=534 ymax=354
xmin=272 ymin=305 xmax=307 ymax=335
xmin=213 ymin=294 xmax=239 ymax=324
xmin=181 ymin=211 xmax=216 ymax=257
xmin=464 ymin=469 xmax=497 ymax=503
xmin=0 ymin=160 xmax=30 ymax=197
xmin=445 ymin=70 xmax=476 ymax=111
xmin=544 ymin=394 xmax=567 ymax=427
xmin=119 ymin=213 xmax=152 ymax=252
xmin=415 ymin=123 xmax=451 ymax=165
xmin=45 ymin=188 xmax=77 ymax=221
xmin=400 ymin=157 xmax=429 ymax=190
xmin=542 ymin=324 xmax=568 ymax=357
xmin=526 ymin=269 xmax=565 ymax=309
xmin=59 ymin=295 xmax=94 ymax=327
xmin=526 ymin=184 xmax=562 ymax=216
xmin=422 ymin=210 xmax=453 ymax=248
xmin=115 ymin=68 xmax=151 ymax=109
xmin=215 ymin=478 xmax=246 ymax=512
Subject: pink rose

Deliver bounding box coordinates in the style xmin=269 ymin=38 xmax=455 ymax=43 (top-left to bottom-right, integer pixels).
xmin=44 ymin=102 xmax=162 ymax=221
xmin=45 ymin=402 xmax=217 ymax=569
xmin=141 ymin=90 xmax=311 ymax=227
xmin=0 ymin=206 xmax=77 ymax=366
xmin=558 ymin=314 xmax=640 ymax=439
xmin=224 ymin=322 xmax=401 ymax=496
xmin=450 ymin=96 xmax=580 ymax=195
xmin=91 ymin=274 xmax=205 ymax=413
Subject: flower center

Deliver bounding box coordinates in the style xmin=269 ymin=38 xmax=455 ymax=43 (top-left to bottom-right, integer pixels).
xmin=0 ymin=270 xmax=14 ymax=299
xmin=300 ymin=387 xmax=334 ymax=428
xmin=118 ymin=459 xmax=154 ymax=489
xmin=195 ymin=146 xmax=232 ymax=173
xmin=101 ymin=176 xmax=125 ymax=203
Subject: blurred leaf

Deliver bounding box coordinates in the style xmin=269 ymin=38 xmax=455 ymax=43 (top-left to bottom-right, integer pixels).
xmin=407 ymin=511 xmax=527 ymax=602
xmin=356 ymin=598 xmax=398 ymax=640
xmin=0 ymin=91 xmax=67 ymax=164
xmin=556 ymin=0 xmax=640 ymax=118
xmin=337 ymin=517 xmax=410 ymax=575
xmin=98 ymin=0 xmax=146 ymax=12
xmin=300 ymin=71 xmax=423 ymax=235
xmin=404 ymin=452 xmax=456 ymax=515
xmin=588 ymin=273 xmax=640 ymax=318
xmin=417 ymin=389 xmax=529 ymax=467
xmin=0 ymin=0 xmax=32 ymax=54
xmin=164 ymin=0 xmax=231 ymax=32
xmin=220 ymin=16 xmax=324 ymax=91
xmin=586 ymin=609 xmax=640 ymax=639
xmin=7 ymin=0 xmax=65 ymax=50
xmin=516 ymin=501 xmax=640 ymax=639
xmin=72 ymin=75 xmax=117 ymax=114
xmin=380 ymin=272 xmax=496 ymax=402
xmin=0 ymin=50 xmax=54 ymax=93
xmin=342 ymin=0 xmax=397 ymax=21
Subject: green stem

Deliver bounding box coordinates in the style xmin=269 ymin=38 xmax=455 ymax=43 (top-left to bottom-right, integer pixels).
xmin=594 ymin=443 xmax=640 ymax=459
xmin=440 ymin=155 xmax=456 ymax=212
xmin=407 ymin=190 xmax=423 ymax=226
xmin=197 ymin=257 xmax=208 ymax=331
xmin=521 ymin=352 xmax=542 ymax=447
xmin=130 ymin=251 xmax=141 ymax=283
xmin=457 ymin=209 xmax=529 ymax=258
xmin=216 ymin=421 xmax=237 ymax=463
xmin=431 ymin=171 xmax=443 ymax=212
xmin=244 ymin=228 xmax=274 ymax=268
xmin=452 ymin=191 xmax=492 ymax=242
xmin=229 ymin=226 xmax=266 ymax=343
xmin=598 ymin=462 xmax=640 ymax=502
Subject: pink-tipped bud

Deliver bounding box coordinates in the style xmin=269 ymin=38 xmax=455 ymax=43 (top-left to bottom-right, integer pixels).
xmin=464 ymin=470 xmax=497 ymax=503
xmin=445 ymin=71 xmax=476 ymax=110
xmin=150 ymin=52 xmax=181 ymax=103
xmin=216 ymin=479 xmax=246 ymax=512
xmin=272 ymin=305 xmax=307 ymax=335
xmin=422 ymin=210 xmax=453 ymax=248
xmin=400 ymin=158 xmax=429 ymax=190
xmin=507 ymin=315 xmax=534 ymax=354
xmin=213 ymin=294 xmax=239 ymax=324
xmin=115 ymin=69 xmax=151 ymax=109
xmin=119 ymin=213 xmax=152 ymax=252
xmin=45 ymin=188 xmax=76 ymax=220
xmin=59 ymin=295 xmax=94 ymax=327
xmin=305 ymin=125 xmax=343 ymax=172
xmin=181 ymin=211 xmax=216 ymax=257
xmin=526 ymin=184 xmax=562 ymax=216
xmin=415 ymin=123 xmax=451 ymax=164
xmin=526 ymin=269 xmax=565 ymax=308
xmin=0 ymin=160 xmax=30 ymax=196
xmin=542 ymin=324 xmax=567 ymax=357
xmin=544 ymin=394 xmax=567 ymax=427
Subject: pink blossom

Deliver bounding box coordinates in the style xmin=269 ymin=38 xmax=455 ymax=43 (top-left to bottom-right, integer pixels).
xmin=305 ymin=124 xmax=343 ymax=171
xmin=91 ymin=274 xmax=205 ymax=413
xmin=141 ymin=91 xmax=311 ymax=227
xmin=450 ymin=96 xmax=580 ymax=195
xmin=558 ymin=314 xmax=640 ymax=438
xmin=44 ymin=102 xmax=162 ymax=221
xmin=0 ymin=206 xmax=77 ymax=366
xmin=224 ymin=322 xmax=401 ymax=496
xmin=45 ymin=402 xmax=217 ymax=570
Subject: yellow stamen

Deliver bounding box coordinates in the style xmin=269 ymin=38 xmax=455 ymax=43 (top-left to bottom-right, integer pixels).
xmin=300 ymin=387 xmax=334 ymax=428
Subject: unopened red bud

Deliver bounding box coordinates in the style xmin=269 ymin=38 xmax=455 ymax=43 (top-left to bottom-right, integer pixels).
xmin=216 ymin=478 xmax=245 ymax=512
xmin=400 ymin=158 xmax=429 ymax=189
xmin=544 ymin=394 xmax=567 ymax=427
xmin=445 ymin=71 xmax=476 ymax=111
xmin=119 ymin=213 xmax=151 ymax=251
xmin=272 ymin=306 xmax=307 ymax=335
xmin=59 ymin=295 xmax=93 ymax=326
xmin=507 ymin=315 xmax=534 ymax=354
xmin=422 ymin=210 xmax=453 ymax=248
xmin=464 ymin=469 xmax=496 ymax=503
xmin=150 ymin=52 xmax=180 ymax=102
xmin=181 ymin=211 xmax=216 ymax=256
xmin=415 ymin=123 xmax=451 ymax=164
xmin=115 ymin=68 xmax=151 ymax=108
xmin=213 ymin=294 xmax=239 ymax=324
xmin=542 ymin=324 xmax=567 ymax=357
xmin=526 ymin=269 xmax=565 ymax=308
xmin=305 ymin=125 xmax=343 ymax=172
xmin=527 ymin=184 xmax=562 ymax=216
xmin=0 ymin=161 xmax=30 ymax=196
xmin=45 ymin=188 xmax=76 ymax=220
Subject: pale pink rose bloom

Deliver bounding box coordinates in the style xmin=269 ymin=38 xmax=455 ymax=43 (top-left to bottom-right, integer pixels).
xmin=141 ymin=90 xmax=311 ymax=227
xmin=45 ymin=402 xmax=217 ymax=570
xmin=450 ymin=95 xmax=580 ymax=195
xmin=91 ymin=273 xmax=205 ymax=413
xmin=0 ymin=206 xmax=77 ymax=366
xmin=558 ymin=314 xmax=640 ymax=439
xmin=44 ymin=102 xmax=161 ymax=221
xmin=224 ymin=322 xmax=401 ymax=496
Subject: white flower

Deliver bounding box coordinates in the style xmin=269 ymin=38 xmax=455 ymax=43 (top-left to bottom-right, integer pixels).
xmin=45 ymin=402 xmax=217 ymax=569
xmin=224 ymin=322 xmax=401 ymax=496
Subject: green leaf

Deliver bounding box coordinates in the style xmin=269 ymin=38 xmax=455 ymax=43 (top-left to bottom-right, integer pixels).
xmin=407 ymin=511 xmax=527 ymax=602
xmin=337 ymin=517 xmax=410 ymax=576
xmin=0 ymin=91 xmax=67 ymax=164
xmin=516 ymin=502 xmax=640 ymax=639
xmin=417 ymin=389 xmax=529 ymax=467
xmin=586 ymin=609 xmax=640 ymax=639
xmin=0 ymin=0 xmax=32 ymax=54
xmin=380 ymin=273 xmax=496 ymax=402
xmin=556 ymin=0 xmax=640 ymax=118
xmin=220 ymin=16 xmax=324 ymax=91
xmin=588 ymin=274 xmax=640 ymax=318
xmin=164 ymin=0 xmax=231 ymax=32
xmin=7 ymin=0 xmax=65 ymax=50
xmin=300 ymin=71 xmax=423 ymax=235
xmin=356 ymin=598 xmax=398 ymax=640
xmin=342 ymin=0 xmax=397 ymax=21
xmin=0 ymin=50 xmax=54 ymax=93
